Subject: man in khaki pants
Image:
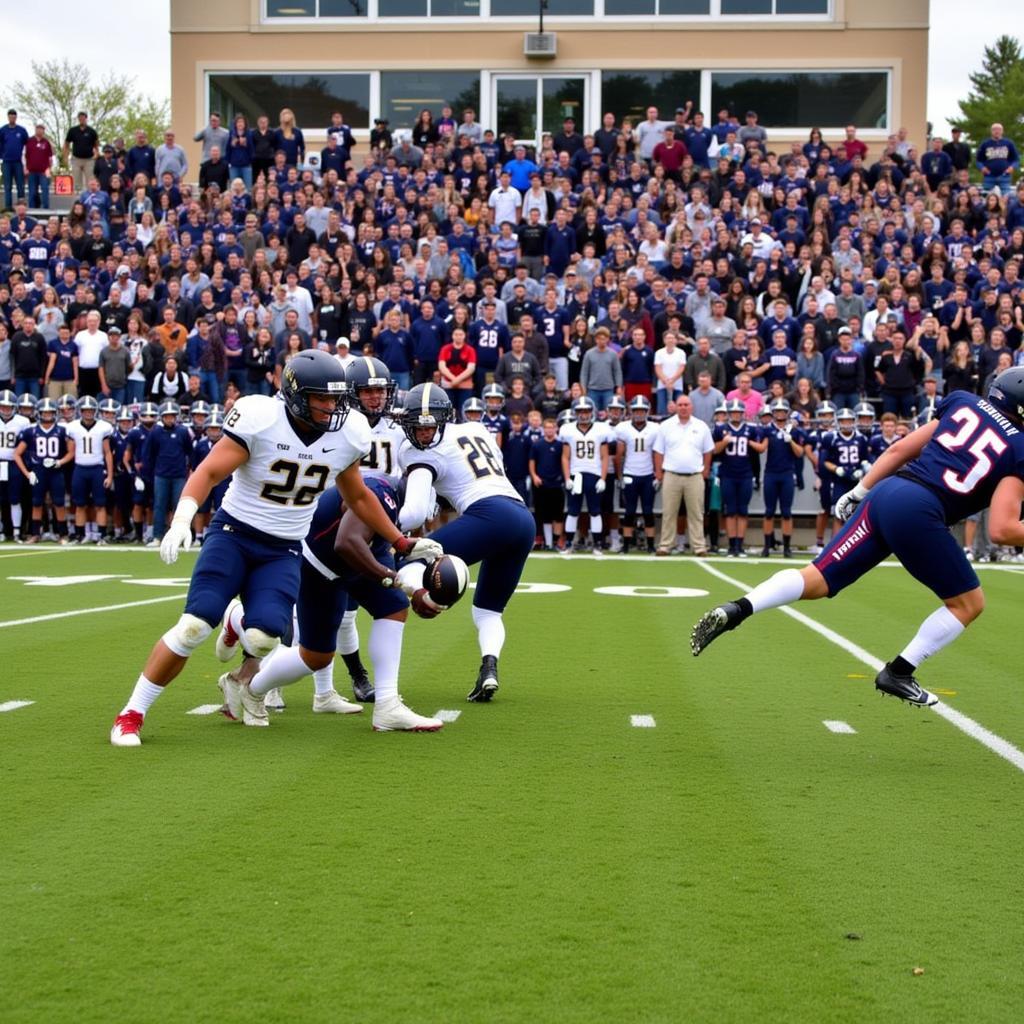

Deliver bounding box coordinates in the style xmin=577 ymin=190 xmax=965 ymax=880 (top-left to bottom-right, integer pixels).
xmin=653 ymin=394 xmax=714 ymax=556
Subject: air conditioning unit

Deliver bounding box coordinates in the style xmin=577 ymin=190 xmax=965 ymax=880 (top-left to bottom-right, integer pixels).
xmin=524 ymin=32 xmax=557 ymax=59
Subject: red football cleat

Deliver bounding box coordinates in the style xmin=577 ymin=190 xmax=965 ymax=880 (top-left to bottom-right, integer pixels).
xmin=110 ymin=710 xmax=144 ymax=747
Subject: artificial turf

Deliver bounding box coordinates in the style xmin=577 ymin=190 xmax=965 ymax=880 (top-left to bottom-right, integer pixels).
xmin=2 ymin=546 xmax=1022 ymax=1023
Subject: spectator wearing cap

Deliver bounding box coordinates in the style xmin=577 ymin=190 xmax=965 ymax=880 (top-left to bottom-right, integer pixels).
xmin=370 ymin=117 xmax=393 ymax=153
xmin=62 ymin=111 xmax=98 ymax=193
xmin=827 ymin=327 xmax=864 ymax=409
xmin=99 ymin=326 xmax=131 ymax=405
xmin=976 ymin=122 xmax=1019 ymax=194
xmin=155 ymin=130 xmax=188 ymax=183
xmin=91 ymin=145 xmax=118 ymax=192
xmin=24 ymin=123 xmax=54 ymax=209
xmin=194 ymin=112 xmax=229 ymax=164
xmin=0 ymin=109 xmax=29 ymax=209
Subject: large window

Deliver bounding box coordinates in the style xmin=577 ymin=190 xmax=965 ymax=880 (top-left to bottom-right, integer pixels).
xmin=208 ymin=74 xmax=372 ymax=130
xmin=266 ymin=0 xmax=367 ymax=14
xmin=378 ymin=0 xmax=478 ymax=12
xmin=600 ymin=71 xmax=702 ymax=127
xmin=721 ymin=0 xmax=827 ymax=11
xmin=379 ymin=72 xmax=481 ymax=129
xmin=264 ymin=0 xmax=826 ymax=15
xmin=604 ymin=0 xmax=709 ymax=11
xmin=710 ymin=71 xmax=888 ymax=129
xmin=490 ymin=0 xmax=592 ymax=13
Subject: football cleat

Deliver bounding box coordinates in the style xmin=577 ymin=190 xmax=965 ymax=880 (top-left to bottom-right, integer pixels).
xmin=350 ymin=669 xmax=375 ymax=703
xmin=313 ymin=690 xmax=364 ymax=714
xmin=215 ymin=598 xmax=242 ymax=662
xmin=467 ymin=655 xmax=499 ymax=702
xmin=264 ymin=687 xmax=286 ymax=711
xmin=874 ymin=664 xmax=938 ymax=707
xmin=690 ymin=602 xmax=746 ymax=656
xmin=372 ymin=696 xmax=443 ymax=732
xmin=110 ymin=710 xmax=144 ymax=747
xmin=218 ymin=671 xmax=269 ymax=726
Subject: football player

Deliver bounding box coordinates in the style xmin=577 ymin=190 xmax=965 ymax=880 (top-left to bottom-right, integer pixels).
xmin=713 ymin=398 xmax=767 ymax=557
xmin=529 ymin=417 xmax=566 ymax=551
xmin=218 ymin=476 xmax=446 ymax=732
xmin=602 ymin=395 xmax=627 ymax=551
xmin=125 ymin=402 xmax=158 ymax=543
xmin=855 ymin=401 xmax=878 ymax=438
xmin=559 ymin=396 xmax=609 ymax=554
xmin=66 ymin=396 xmax=114 ymax=544
xmin=109 ymin=406 xmax=136 ymax=541
xmin=397 ymin=383 xmax=535 ymax=702
xmin=480 ymin=383 xmax=510 ymax=448
xmin=0 ymin=390 xmax=30 ymax=542
xmin=12 ymin=398 xmax=73 ymax=544
xmin=868 ymin=412 xmax=899 ymax=462
xmin=110 ymin=350 xmax=442 ymax=747
xmin=821 ymin=408 xmax=870 ymax=537
xmin=615 ymin=396 xmax=660 ymax=554
xmin=191 ymin=412 xmax=231 ymax=544
xmin=693 ymin=368 xmax=1024 ymax=708
xmin=760 ymin=399 xmax=807 ymax=558
xmin=462 ymin=397 xmax=485 ymax=423
xmin=806 ymin=401 xmax=836 ymax=554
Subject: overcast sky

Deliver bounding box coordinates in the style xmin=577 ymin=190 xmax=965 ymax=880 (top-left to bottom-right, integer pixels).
xmin=0 ymin=0 xmax=1007 ymax=136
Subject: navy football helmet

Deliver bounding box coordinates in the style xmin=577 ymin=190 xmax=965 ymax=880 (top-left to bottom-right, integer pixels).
xmin=482 ymin=383 xmax=505 ymax=415
xmin=629 ymin=395 xmax=650 ymax=425
xmin=345 ymin=356 xmax=395 ymax=424
xmin=398 ymin=383 xmax=455 ymax=450
xmin=281 ymin=349 xmax=348 ymax=431
xmin=607 ymin=395 xmax=627 ymax=424
xmin=37 ymin=398 xmax=58 ymax=424
xmin=98 ymin=397 xmax=120 ymax=423
xmin=987 ymin=368 xmax=1024 ymax=424
xmin=77 ymin=395 xmax=100 ymax=421
xmin=18 ymin=394 xmax=37 ymax=421
xmin=462 ymin=397 xmax=485 ymax=421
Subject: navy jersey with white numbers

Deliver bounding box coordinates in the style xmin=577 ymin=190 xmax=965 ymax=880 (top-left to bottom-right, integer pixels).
xmin=713 ymin=423 xmax=759 ymax=479
xmin=111 ymin=430 xmax=132 ymax=477
xmin=821 ymin=431 xmax=869 ymax=482
xmin=900 ymin=392 xmax=1024 ymax=524
xmin=868 ymin=433 xmax=898 ymax=462
xmin=481 ymin=411 xmax=510 ymax=446
xmin=763 ymin=424 xmax=806 ymax=474
xmin=18 ymin=424 xmax=69 ymax=468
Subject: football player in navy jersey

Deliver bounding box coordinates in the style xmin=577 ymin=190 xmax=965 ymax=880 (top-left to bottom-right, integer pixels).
xmin=125 ymin=402 xmax=158 ymax=543
xmin=760 ymin=399 xmax=807 ymax=558
xmin=480 ymin=383 xmax=510 ymax=448
xmin=12 ymin=398 xmax=73 ymax=543
xmin=462 ymin=397 xmax=485 ymax=423
xmin=855 ymin=401 xmax=879 ymax=438
xmin=868 ymin=412 xmax=899 ymax=462
xmin=713 ymin=399 xmax=768 ymax=557
xmin=192 ymin=413 xmax=230 ymax=543
xmin=529 ymin=417 xmax=566 ymax=550
xmin=602 ymin=396 xmax=627 ymax=551
xmin=806 ymin=401 xmax=836 ymax=553
xmin=109 ymin=406 xmax=136 ymax=542
xmin=694 ymin=368 xmax=1024 ymax=708
xmin=821 ymin=408 xmax=871 ymax=537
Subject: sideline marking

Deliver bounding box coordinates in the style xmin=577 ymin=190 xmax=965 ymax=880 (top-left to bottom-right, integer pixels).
xmin=630 ymin=714 xmax=656 ymax=728
xmin=595 ymin=585 xmax=709 ymax=598
xmin=697 ymin=562 xmax=1024 ymax=775
xmin=823 ymin=720 xmax=856 ymax=734
xmin=186 ymin=704 xmax=224 ymax=716
xmin=0 ymin=700 xmax=34 ymax=713
xmin=435 ymin=709 xmax=462 ymax=723
xmin=0 ymin=593 xmax=186 ymax=629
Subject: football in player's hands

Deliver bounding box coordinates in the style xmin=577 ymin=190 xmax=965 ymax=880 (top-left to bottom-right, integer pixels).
xmin=424 ymin=554 xmax=469 ymax=608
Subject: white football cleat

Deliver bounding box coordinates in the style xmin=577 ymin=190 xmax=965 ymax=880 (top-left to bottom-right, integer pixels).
xmin=313 ymin=690 xmax=364 ymax=714
xmin=218 ymin=671 xmax=243 ymax=721
xmin=110 ymin=710 xmax=144 ymax=747
xmin=215 ymin=598 xmax=242 ymax=662
xmin=372 ymin=696 xmax=443 ymax=732
xmin=264 ymin=687 xmax=286 ymax=711
xmin=219 ymin=671 xmax=266 ymax=726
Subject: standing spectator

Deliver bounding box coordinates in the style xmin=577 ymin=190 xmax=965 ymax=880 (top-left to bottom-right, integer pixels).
xmin=194 ymin=112 xmax=229 ymax=163
xmin=62 ymin=111 xmax=98 ymax=193
xmin=943 ymin=127 xmax=971 ymax=172
xmin=920 ymin=136 xmax=953 ymax=191
xmin=620 ymin=326 xmax=655 ymax=402
xmin=652 ymin=128 xmax=688 ymax=181
xmin=199 ymin=145 xmax=230 ymax=193
xmin=410 ymin=298 xmax=446 ymax=384
xmin=438 ymin=327 xmax=476 ymax=417
xmin=375 ymin=307 xmax=414 ymax=391
xmin=654 ymin=330 xmax=686 ymax=415
xmin=653 ymin=394 xmax=714 ymax=557
xmin=828 ymin=327 xmax=865 ymax=407
xmin=24 ymin=124 xmax=54 ymax=209
xmin=636 ymin=106 xmax=671 ymax=162
xmin=684 ymin=336 xmax=726 ymax=392
xmin=689 ymin=371 xmax=725 ymax=426
xmin=0 ymin=109 xmax=29 ymax=209
xmin=98 ymin=326 xmax=131 ymax=405
xmin=876 ymin=329 xmax=927 ymax=417
xmin=250 ymin=115 xmax=276 ymax=182
xmin=226 ymin=115 xmax=254 ymax=189
xmin=125 ymin=130 xmax=156 ymax=183
xmin=74 ymin=310 xmax=108 ymax=397
xmin=841 ymin=123 xmax=868 ymax=162
xmin=737 ymin=110 xmax=767 ymax=151
xmin=43 ymin=322 xmax=78 ymax=399
xmin=155 ymin=130 xmax=189 ymax=182
xmin=976 ymin=122 xmax=1019 ymax=193
xmin=579 ymin=327 xmax=622 ymax=411
xmin=544 ymin=208 xmax=575 ymax=279
xmin=273 ymin=108 xmax=305 ymax=166
xmin=11 ymin=315 xmax=47 ymax=396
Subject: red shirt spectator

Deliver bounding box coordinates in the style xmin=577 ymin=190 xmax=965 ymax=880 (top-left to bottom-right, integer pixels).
xmin=652 ymin=131 xmax=688 ymax=175
xmin=24 ymin=132 xmax=54 ymax=174
xmin=438 ymin=338 xmax=477 ymax=390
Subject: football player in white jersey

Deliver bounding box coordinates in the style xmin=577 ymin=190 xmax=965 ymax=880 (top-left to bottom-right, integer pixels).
xmin=110 ymin=350 xmax=442 ymax=747
xmin=65 ymin=396 xmax=114 ymax=544
xmin=615 ymin=395 xmax=660 ymax=554
xmin=558 ymin=395 xmax=610 ymax=553
xmin=0 ymin=390 xmax=30 ymax=542
xmin=397 ymin=383 xmax=535 ymax=702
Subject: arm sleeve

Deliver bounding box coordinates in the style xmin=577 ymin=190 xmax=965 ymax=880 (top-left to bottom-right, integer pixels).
xmin=399 ymin=466 xmax=435 ymax=532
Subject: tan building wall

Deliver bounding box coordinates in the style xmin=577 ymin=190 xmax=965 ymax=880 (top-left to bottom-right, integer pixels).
xmin=170 ymin=0 xmax=928 ymax=172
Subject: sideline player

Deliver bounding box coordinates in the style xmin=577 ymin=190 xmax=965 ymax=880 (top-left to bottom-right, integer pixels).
xmin=691 ymin=369 xmax=1024 ymax=707
xmin=560 ymin=395 xmax=609 ymax=554
xmin=219 ymin=476 xmax=446 ymax=731
xmin=712 ymin=398 xmax=767 ymax=557
xmin=760 ymin=399 xmax=807 ymax=558
xmin=0 ymin=390 xmax=30 ymax=542
xmin=109 ymin=350 xmax=442 ymax=746
xmin=66 ymin=396 xmax=114 ymax=544
xmin=615 ymin=395 xmax=660 ymax=554
xmin=821 ymin=408 xmax=870 ymax=538
xmin=397 ymin=383 xmax=535 ymax=702
xmin=13 ymin=398 xmax=73 ymax=544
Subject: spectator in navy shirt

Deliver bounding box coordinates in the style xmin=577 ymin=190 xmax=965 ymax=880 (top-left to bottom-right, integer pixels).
xmin=683 ymin=111 xmax=715 ymax=168
xmin=621 ymin=326 xmax=655 ymax=402
xmin=410 ymin=298 xmax=446 ymax=384
xmin=920 ymin=136 xmax=953 ymax=191
xmin=544 ymin=209 xmax=575 ymax=278
xmin=0 ymin=109 xmax=29 ymax=210
xmin=375 ymin=307 xmax=414 ymax=390
xmin=125 ymin=130 xmax=157 ymax=184
xmin=765 ymin=329 xmax=798 ymax=387
xmin=145 ymin=403 xmax=193 ymax=543
xmin=976 ymin=122 xmax=1019 ymax=193
xmin=44 ymin=323 xmax=78 ymax=400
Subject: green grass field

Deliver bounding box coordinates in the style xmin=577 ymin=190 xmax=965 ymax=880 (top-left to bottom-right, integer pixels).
xmin=2 ymin=545 xmax=1023 ymax=1023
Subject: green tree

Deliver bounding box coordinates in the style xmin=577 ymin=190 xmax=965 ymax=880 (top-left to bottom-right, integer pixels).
xmin=9 ymin=59 xmax=169 ymax=161
xmin=950 ymin=35 xmax=1024 ymax=147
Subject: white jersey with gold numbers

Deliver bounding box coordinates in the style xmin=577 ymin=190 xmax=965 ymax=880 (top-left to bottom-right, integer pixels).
xmin=398 ymin=420 xmax=521 ymax=515
xmin=1 ymin=414 xmax=30 ymax=464
xmin=559 ymin=421 xmax=609 ymax=476
xmin=359 ymin=416 xmax=406 ymax=485
xmin=67 ymin=419 xmax=113 ymax=467
xmin=220 ymin=395 xmax=371 ymax=540
xmin=615 ymin=421 xmax=658 ymax=476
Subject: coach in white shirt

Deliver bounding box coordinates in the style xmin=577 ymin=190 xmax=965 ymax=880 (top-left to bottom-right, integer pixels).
xmin=652 ymin=394 xmax=714 ymax=556
xmin=74 ymin=310 xmax=108 ymax=397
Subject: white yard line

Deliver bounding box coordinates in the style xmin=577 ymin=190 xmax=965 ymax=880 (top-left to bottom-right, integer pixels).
xmin=697 ymin=561 xmax=1024 ymax=775
xmin=186 ymin=704 xmax=225 ymax=716
xmin=434 ymin=709 xmax=462 ymax=723
xmin=630 ymin=714 xmax=657 ymax=728
xmin=823 ymin=720 xmax=857 ymax=734
xmin=0 ymin=700 xmax=35 ymax=712
xmin=0 ymin=593 xmax=186 ymax=629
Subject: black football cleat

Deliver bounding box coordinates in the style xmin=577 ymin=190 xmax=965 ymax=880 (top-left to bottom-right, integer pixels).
xmin=350 ymin=670 xmax=375 ymax=703
xmin=690 ymin=602 xmax=746 ymax=656
xmin=467 ymin=656 xmax=499 ymax=702
xmin=874 ymin=664 xmax=938 ymax=707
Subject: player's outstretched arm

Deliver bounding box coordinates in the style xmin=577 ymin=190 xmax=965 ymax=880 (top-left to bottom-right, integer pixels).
xmin=335 ymin=509 xmax=398 ymax=586
xmin=988 ymin=476 xmax=1024 ymax=547
xmin=398 ymin=466 xmax=434 ymax=532
xmin=860 ymin=419 xmax=939 ymax=491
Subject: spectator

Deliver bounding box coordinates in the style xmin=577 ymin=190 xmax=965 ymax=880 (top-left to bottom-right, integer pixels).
xmin=0 ymin=109 xmax=28 ymax=209
xmin=579 ymin=327 xmax=622 ymax=411
xmin=684 ymin=336 xmax=726 ymax=392
xmin=194 ymin=112 xmax=230 ymax=163
xmin=689 ymin=370 xmax=726 ymax=426
xmin=976 ymin=122 xmax=1019 ymax=194
xmin=73 ymin=310 xmax=108 ymax=397
xmin=98 ymin=326 xmax=131 ymax=405
xmin=43 ymin=323 xmax=78 ymax=399
xmin=796 ymin=335 xmax=825 ymax=392
xmin=62 ymin=111 xmax=98 ymax=193
xmin=876 ymin=329 xmax=927 ymax=417
xmin=654 ymin=330 xmax=686 ymax=415
xmin=943 ymin=127 xmax=971 ymax=172
xmin=495 ymin=332 xmax=541 ymax=393
xmin=11 ymin=315 xmax=47 ymax=397
xmin=24 ymin=123 xmax=54 ymax=209
xmin=155 ymin=130 xmax=189 ymax=182
xmin=199 ymin=145 xmax=230 ymax=192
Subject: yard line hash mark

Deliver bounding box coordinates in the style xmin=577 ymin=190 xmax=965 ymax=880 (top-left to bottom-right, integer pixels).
xmin=0 ymin=700 xmax=35 ymax=713
xmin=186 ymin=705 xmax=224 ymax=716
xmin=697 ymin=562 xmax=1024 ymax=776
xmin=631 ymin=715 xmax=657 ymax=728
xmin=823 ymin=720 xmax=857 ymax=734
xmin=434 ymin=709 xmax=462 ymax=723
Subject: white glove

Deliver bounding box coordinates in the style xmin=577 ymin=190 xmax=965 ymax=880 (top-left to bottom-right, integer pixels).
xmin=781 ymin=431 xmax=792 ymax=444
xmin=27 ymin=471 xmax=38 ymax=486
xmin=159 ymin=496 xmax=198 ymax=565
xmin=395 ymin=561 xmax=426 ymax=598
xmin=835 ymin=466 xmax=847 ymax=479
xmin=835 ymin=481 xmax=869 ymax=523
xmin=622 ymin=475 xmax=634 ymax=486
xmin=42 ymin=457 xmax=57 ymax=469
xmin=653 ymin=477 xmax=661 ymax=492
xmin=134 ymin=477 xmax=146 ymax=493
xmin=860 ymin=461 xmax=872 ymax=473
xmin=595 ymin=478 xmax=607 ymax=494
xmin=397 ymin=536 xmax=444 ymax=563
xmin=571 ymin=473 xmax=583 ymax=496
xmin=852 ymin=468 xmax=864 ymax=481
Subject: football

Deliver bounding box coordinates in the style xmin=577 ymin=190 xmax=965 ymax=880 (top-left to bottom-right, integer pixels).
xmin=424 ymin=554 xmax=469 ymax=608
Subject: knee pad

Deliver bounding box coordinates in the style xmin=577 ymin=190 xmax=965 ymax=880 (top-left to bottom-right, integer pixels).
xmin=242 ymin=627 xmax=280 ymax=659
xmin=643 ymin=513 xmax=655 ymax=528
xmin=162 ymin=613 xmax=213 ymax=657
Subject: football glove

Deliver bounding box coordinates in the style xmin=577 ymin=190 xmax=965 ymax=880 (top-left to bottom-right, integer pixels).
xmin=781 ymin=431 xmax=792 ymax=443
xmin=571 ymin=473 xmax=583 ymax=495
xmin=595 ymin=478 xmax=606 ymax=494
xmin=622 ymin=475 xmax=633 ymax=486
xmin=42 ymin=457 xmax=57 ymax=469
xmin=835 ymin=482 xmax=870 ymax=523
xmin=653 ymin=477 xmax=662 ymax=492
xmin=159 ymin=496 xmax=198 ymax=565
xmin=852 ymin=468 xmax=864 ymax=481
xmin=834 ymin=466 xmax=847 ymax=478
xmin=27 ymin=471 xmax=38 ymax=486
xmin=134 ymin=477 xmax=146 ymax=493
xmin=394 ymin=535 xmax=444 ymax=563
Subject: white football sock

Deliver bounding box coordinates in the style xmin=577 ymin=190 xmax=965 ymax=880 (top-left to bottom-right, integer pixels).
xmin=610 ymin=528 xmax=620 ymax=543
xmin=590 ymin=514 xmax=603 ymax=535
xmin=336 ymin=609 xmax=359 ymax=655
xmin=900 ymin=606 xmax=965 ymax=668
xmin=249 ymin=644 xmax=312 ymax=697
xmin=745 ymin=568 xmax=806 ymax=614
xmin=121 ymin=675 xmax=164 ymax=716
xmin=368 ymin=618 xmax=404 ymax=704
xmin=543 ymin=524 xmax=553 ymax=546
xmin=565 ymin=514 xmax=578 ymax=534
xmin=312 ymin=664 xmax=336 ymax=696
xmin=472 ymin=606 xmax=506 ymax=659
xmin=227 ymin=600 xmax=245 ymax=638
xmin=11 ymin=505 xmax=22 ymax=530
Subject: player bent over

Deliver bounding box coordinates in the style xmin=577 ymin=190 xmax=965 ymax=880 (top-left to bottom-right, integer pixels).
xmin=218 ymin=476 xmax=448 ymax=731
xmin=398 ymin=383 xmax=536 ymax=702
xmin=691 ymin=369 xmax=1024 ymax=707
xmin=110 ymin=350 xmax=442 ymax=746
